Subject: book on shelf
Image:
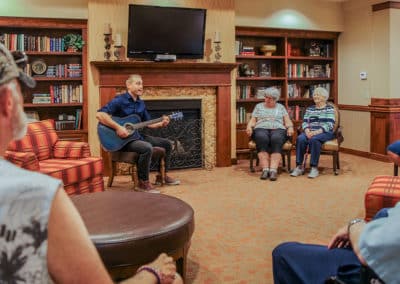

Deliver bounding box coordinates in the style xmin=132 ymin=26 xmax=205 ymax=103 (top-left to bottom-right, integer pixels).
xmin=75 ymin=109 xmax=82 ymax=130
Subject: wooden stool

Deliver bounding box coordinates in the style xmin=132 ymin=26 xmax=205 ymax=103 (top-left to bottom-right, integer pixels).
xmin=365 ymin=175 xmax=400 ymax=221
xmin=107 ymin=147 xmax=166 ymax=188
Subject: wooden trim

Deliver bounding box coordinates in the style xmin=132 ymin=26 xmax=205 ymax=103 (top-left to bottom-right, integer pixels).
xmin=372 ymin=1 xmax=400 ymax=12
xmin=341 ymin=147 xmax=391 ymax=162
xmin=338 ymin=104 xmax=370 ymax=112
xmin=235 ymin=26 xmax=340 ymax=39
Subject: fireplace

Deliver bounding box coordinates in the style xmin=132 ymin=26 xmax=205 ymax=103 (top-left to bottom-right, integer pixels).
xmin=144 ymin=99 xmax=203 ymax=169
xmin=91 ymin=61 xmax=236 ymax=175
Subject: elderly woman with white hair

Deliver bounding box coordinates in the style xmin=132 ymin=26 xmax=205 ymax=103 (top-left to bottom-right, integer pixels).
xmin=291 ymin=87 xmax=336 ymax=178
xmin=246 ymin=87 xmax=294 ymax=181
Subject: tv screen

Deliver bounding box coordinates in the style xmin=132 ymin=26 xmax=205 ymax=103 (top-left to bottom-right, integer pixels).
xmin=128 ymin=5 xmax=206 ymax=60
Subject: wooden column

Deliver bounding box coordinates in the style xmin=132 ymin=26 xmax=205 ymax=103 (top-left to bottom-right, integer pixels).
xmin=91 ymin=61 xmax=236 ymax=174
xmin=370 ymin=98 xmax=400 ymax=155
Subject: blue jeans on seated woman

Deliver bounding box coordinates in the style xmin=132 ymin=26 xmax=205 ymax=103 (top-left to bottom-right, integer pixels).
xmin=295 ymin=131 xmax=335 ymax=167
xmin=253 ymin=128 xmax=287 ymax=153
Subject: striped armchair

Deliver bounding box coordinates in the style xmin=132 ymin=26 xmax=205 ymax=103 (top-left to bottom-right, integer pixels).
xmin=5 ymin=119 xmax=104 ymax=195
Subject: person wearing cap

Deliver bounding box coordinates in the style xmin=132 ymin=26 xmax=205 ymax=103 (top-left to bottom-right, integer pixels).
xmin=290 ymin=87 xmax=336 ymax=178
xmin=246 ymin=87 xmax=294 ymax=181
xmin=0 ymin=43 xmax=182 ymax=283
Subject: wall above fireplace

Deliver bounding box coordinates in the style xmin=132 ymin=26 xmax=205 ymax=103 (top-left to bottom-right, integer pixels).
xmin=91 ymin=61 xmax=236 ymax=174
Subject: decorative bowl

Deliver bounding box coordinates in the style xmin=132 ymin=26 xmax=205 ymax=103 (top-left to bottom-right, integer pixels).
xmin=260 ymin=44 xmax=277 ymax=56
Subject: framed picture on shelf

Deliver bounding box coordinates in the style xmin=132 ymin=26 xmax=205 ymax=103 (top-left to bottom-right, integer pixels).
xmin=259 ymin=62 xmax=271 ymax=77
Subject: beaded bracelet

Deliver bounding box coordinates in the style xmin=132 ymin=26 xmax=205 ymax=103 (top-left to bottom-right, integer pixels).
xmin=137 ymin=265 xmax=161 ymax=284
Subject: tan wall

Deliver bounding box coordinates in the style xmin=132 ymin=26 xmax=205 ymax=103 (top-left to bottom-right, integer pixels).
xmin=235 ymin=0 xmax=344 ymax=31
xmin=0 ymin=0 xmax=88 ymax=18
xmin=87 ymin=0 xmax=235 ymax=156
xmin=339 ymin=0 xmax=392 ymax=152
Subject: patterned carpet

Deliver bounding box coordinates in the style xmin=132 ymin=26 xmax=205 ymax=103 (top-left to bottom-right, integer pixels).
xmin=106 ymin=153 xmax=393 ymax=284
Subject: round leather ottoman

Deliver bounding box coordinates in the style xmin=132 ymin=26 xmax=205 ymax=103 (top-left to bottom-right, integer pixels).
xmin=71 ymin=191 xmax=194 ymax=281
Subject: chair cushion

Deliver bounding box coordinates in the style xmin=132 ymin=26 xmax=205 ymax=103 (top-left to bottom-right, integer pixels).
xmin=54 ymin=141 xmax=91 ymax=159
xmin=321 ymin=139 xmax=339 ymax=151
xmin=365 ymin=175 xmax=400 ymax=221
xmin=39 ymin=157 xmax=104 ymax=187
xmin=7 ymin=119 xmax=58 ymax=161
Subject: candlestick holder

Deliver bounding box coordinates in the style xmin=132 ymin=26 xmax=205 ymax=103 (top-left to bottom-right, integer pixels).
xmin=214 ymin=41 xmax=222 ymax=63
xmin=104 ymin=33 xmax=112 ymax=61
xmin=114 ymin=45 xmax=123 ymax=61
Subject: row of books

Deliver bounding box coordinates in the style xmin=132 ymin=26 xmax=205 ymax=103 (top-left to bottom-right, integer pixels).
xmin=287 ymin=63 xmax=331 ymax=78
xmin=237 ymin=107 xmax=251 ymax=124
xmin=30 ymin=84 xmax=83 ymax=104
xmin=1 ymin=33 xmax=68 ymax=52
xmin=287 ymin=83 xmax=331 ymax=98
xmin=237 ymin=83 xmax=328 ymax=100
xmin=44 ymin=64 xmax=82 ymax=78
xmin=25 ymin=109 xmax=82 ymax=130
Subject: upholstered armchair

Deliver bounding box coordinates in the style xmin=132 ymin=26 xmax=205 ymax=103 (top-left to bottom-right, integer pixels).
xmin=320 ymin=102 xmax=344 ymax=175
xmin=5 ymin=119 xmax=104 ymax=195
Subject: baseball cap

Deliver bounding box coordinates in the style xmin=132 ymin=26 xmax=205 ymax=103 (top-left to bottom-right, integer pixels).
xmin=0 ymin=43 xmax=36 ymax=88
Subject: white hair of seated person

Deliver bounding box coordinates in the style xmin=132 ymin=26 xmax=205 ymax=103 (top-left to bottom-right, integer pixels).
xmin=313 ymin=87 xmax=329 ymax=101
xmin=4 ymin=80 xmax=28 ymax=140
xmin=263 ymin=87 xmax=280 ymax=101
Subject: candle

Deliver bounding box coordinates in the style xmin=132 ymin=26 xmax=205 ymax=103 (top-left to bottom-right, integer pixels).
xmin=115 ymin=33 xmax=122 ymax=46
xmin=104 ymin=23 xmax=111 ymax=35
xmin=214 ymin=31 xmax=221 ymax=43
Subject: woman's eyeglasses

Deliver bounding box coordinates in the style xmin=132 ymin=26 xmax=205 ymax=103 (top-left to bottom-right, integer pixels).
xmin=11 ymin=51 xmax=28 ymax=68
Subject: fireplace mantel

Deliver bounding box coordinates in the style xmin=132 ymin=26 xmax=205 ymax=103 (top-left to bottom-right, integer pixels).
xmin=91 ymin=61 xmax=236 ymax=170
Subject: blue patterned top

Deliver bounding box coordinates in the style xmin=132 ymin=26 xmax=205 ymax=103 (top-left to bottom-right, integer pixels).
xmin=301 ymin=104 xmax=335 ymax=133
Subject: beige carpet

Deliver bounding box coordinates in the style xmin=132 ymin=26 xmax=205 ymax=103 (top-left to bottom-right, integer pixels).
xmin=105 ymin=153 xmax=393 ymax=284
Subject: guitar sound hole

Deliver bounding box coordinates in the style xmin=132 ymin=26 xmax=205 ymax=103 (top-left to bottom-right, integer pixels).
xmin=125 ymin=124 xmax=134 ymax=135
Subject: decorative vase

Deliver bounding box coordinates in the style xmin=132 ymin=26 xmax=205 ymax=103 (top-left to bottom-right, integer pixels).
xmin=260 ymin=44 xmax=277 ymax=56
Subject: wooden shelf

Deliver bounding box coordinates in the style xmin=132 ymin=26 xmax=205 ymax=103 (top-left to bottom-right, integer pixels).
xmin=0 ymin=17 xmax=88 ymax=142
xmin=24 ymin=103 xmax=83 ymax=108
xmin=235 ymin=26 xmax=339 ymax=155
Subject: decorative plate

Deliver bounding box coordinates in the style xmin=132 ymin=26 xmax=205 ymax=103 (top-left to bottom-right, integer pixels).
xmin=31 ymin=59 xmax=47 ymax=75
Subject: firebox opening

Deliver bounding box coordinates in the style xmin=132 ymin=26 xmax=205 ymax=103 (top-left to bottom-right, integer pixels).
xmin=142 ymin=99 xmax=203 ymax=170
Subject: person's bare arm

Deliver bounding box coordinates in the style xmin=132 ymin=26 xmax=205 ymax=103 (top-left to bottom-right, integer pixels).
xmin=246 ymin=117 xmax=257 ymax=136
xmin=348 ymin=221 xmax=367 ymax=265
xmin=96 ymin=111 xmax=129 ymax=138
xmin=147 ymin=115 xmax=169 ymax=129
xmin=47 ymin=187 xmax=113 ymax=284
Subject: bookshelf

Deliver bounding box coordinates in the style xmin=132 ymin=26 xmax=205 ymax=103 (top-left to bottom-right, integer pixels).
xmin=0 ymin=17 xmax=88 ymax=141
xmin=235 ymin=26 xmax=339 ymax=158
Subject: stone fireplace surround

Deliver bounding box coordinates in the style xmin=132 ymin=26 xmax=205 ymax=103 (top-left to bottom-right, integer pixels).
xmin=91 ymin=61 xmax=236 ymax=175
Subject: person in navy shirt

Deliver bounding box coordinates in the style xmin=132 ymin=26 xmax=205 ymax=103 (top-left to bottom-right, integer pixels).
xmin=97 ymin=74 xmax=180 ymax=192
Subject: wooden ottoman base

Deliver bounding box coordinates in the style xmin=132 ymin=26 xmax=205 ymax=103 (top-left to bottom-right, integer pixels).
xmin=365 ymin=175 xmax=400 ymax=221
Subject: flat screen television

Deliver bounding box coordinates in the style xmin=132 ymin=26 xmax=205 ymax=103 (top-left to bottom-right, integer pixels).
xmin=127 ymin=5 xmax=206 ymax=60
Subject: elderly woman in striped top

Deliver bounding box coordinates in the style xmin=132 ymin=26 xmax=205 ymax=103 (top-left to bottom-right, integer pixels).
xmin=246 ymin=87 xmax=294 ymax=181
xmin=290 ymin=87 xmax=336 ymax=178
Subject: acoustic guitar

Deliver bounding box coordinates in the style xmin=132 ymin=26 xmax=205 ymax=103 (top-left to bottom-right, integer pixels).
xmin=97 ymin=112 xmax=183 ymax=152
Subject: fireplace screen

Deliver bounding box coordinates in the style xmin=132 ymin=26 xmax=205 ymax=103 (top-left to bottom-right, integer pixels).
xmin=143 ymin=99 xmax=203 ymax=170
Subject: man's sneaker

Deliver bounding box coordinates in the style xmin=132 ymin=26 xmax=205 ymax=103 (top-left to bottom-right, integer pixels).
xmin=290 ymin=166 xmax=304 ymax=177
xmin=308 ymin=167 xmax=319 ymax=179
xmin=269 ymin=170 xmax=278 ymax=181
xmin=136 ymin=180 xmax=160 ymax=193
xmin=155 ymin=175 xmax=181 ymax=186
xmin=260 ymin=169 xmax=269 ymax=180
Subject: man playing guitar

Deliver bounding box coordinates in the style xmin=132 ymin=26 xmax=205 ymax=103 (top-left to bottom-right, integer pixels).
xmin=96 ymin=74 xmax=180 ymax=192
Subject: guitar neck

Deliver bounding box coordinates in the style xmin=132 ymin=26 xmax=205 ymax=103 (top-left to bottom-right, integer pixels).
xmin=133 ymin=117 xmax=163 ymax=129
